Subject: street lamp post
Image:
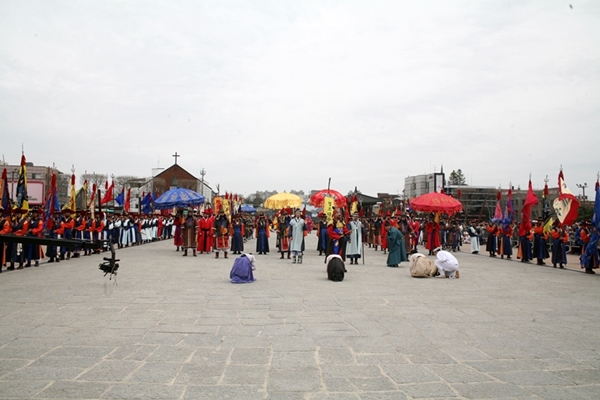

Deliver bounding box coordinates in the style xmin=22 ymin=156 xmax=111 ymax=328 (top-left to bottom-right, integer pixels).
xmin=576 ymin=183 xmax=588 ymax=201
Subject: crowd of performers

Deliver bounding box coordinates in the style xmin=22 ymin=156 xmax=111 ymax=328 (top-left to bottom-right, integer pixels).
xmin=0 ymin=207 xmax=175 ymax=272
xmin=2 ymin=204 xmax=597 ymax=275
xmin=469 ymin=218 xmax=599 ymax=274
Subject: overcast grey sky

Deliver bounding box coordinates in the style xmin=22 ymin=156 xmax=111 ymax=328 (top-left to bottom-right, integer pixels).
xmin=1 ymin=0 xmax=599 ymax=197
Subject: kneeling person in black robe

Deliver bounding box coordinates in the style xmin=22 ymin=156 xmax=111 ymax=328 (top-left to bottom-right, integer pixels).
xmin=326 ymin=254 xmax=345 ymax=282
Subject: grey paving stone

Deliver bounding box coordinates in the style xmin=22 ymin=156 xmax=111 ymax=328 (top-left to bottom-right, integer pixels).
xmin=36 ymin=380 xmax=111 ymax=398
xmin=0 ymin=358 xmax=30 ymax=376
xmin=568 ymin=384 xmax=600 ymax=399
xmin=189 ymin=347 xmax=231 ymax=364
xmin=451 ymin=382 xmax=532 ymax=398
xmin=179 ymin=333 xmax=224 ymax=347
xmin=5 ymin=365 xmax=84 ymax=380
xmin=492 ymin=370 xmax=573 ymax=386
xmin=355 ymin=352 xmax=409 ymax=365
xmin=0 ymin=346 xmax=55 ymax=359
xmin=77 ymin=360 xmax=142 ymax=382
xmin=352 ymin=377 xmax=398 ymax=392
xmin=272 ymin=351 xmax=318 ymax=369
xmin=0 ymin=380 xmax=50 ymax=398
xmin=128 ymin=361 xmax=182 ymax=383
xmin=323 ymin=377 xmax=356 ymax=392
xmin=25 ymin=356 xmax=97 ymax=371
xmin=230 ymin=347 xmax=271 ymax=364
xmin=145 ymin=345 xmax=195 ymax=362
xmin=175 ymin=363 xmax=225 ymax=385
xmin=382 ymin=364 xmax=441 ymax=384
xmin=107 ymin=344 xmax=160 ymax=361
xmin=524 ymin=385 xmax=589 ymax=400
xmin=184 ymin=385 xmax=265 ymax=399
xmin=222 ymin=364 xmax=269 ymax=385
xmin=466 ymin=359 xmax=533 ymax=373
xmin=103 ymin=383 xmax=186 ymax=399
xmin=318 ymin=347 xmax=356 ymax=365
xmin=425 ymin=364 xmax=493 ymax=383
xmin=358 ymin=392 xmax=408 ymax=400
xmin=321 ymin=364 xmax=384 ymax=379
xmin=270 ymin=337 xmax=317 ymax=352
xmin=398 ymin=382 xmax=456 ymax=398
xmin=552 ymin=368 xmax=600 ymax=385
xmin=268 ymin=368 xmax=322 ymax=392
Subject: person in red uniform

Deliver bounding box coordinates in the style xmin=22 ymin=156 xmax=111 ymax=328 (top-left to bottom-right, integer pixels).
xmin=11 ymin=209 xmax=29 ymax=269
xmin=26 ymin=207 xmax=44 ymax=267
xmin=173 ymin=210 xmax=184 ymax=251
xmin=425 ymin=215 xmax=441 ymax=256
xmin=60 ymin=209 xmax=75 ymax=260
xmin=326 ymin=211 xmax=350 ymax=261
xmin=486 ymin=222 xmax=499 ymax=257
xmin=409 ymin=216 xmax=421 ymax=253
xmin=196 ymin=209 xmax=214 ymax=254
xmin=499 ymin=223 xmax=513 ymax=260
xmin=0 ymin=209 xmax=13 ymax=271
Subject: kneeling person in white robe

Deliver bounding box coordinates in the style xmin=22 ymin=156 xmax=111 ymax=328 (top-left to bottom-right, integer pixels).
xmin=433 ymin=247 xmax=460 ymax=279
xmin=408 ymin=253 xmax=437 ymax=277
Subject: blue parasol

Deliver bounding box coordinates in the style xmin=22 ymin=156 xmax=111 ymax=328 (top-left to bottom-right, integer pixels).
xmin=240 ymin=204 xmax=257 ymax=213
xmin=153 ymin=188 xmax=205 ymax=210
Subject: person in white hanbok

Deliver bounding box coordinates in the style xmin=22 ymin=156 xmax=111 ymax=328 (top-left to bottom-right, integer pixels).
xmin=288 ymin=209 xmax=306 ymax=264
xmin=433 ymin=247 xmax=460 ymax=279
xmin=346 ymin=213 xmax=362 ymax=264
xmin=467 ymin=221 xmax=480 ymax=254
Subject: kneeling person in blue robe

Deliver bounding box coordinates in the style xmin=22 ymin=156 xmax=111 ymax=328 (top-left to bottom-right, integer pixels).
xmin=230 ymin=253 xmax=256 ymax=283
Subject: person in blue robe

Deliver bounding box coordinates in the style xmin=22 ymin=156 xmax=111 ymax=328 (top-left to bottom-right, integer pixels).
xmin=230 ymin=253 xmax=256 ymax=283
xmin=385 ymin=222 xmax=407 ymax=267
xmin=230 ymin=215 xmax=245 ymax=254
xmin=255 ymin=214 xmax=270 ymax=254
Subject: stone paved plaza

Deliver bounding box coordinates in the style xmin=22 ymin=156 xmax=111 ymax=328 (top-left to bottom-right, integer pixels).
xmin=1 ymin=233 xmax=599 ymax=399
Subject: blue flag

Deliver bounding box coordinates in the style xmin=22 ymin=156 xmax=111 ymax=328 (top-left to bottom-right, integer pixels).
xmin=115 ymin=189 xmax=124 ymax=206
xmin=141 ymin=193 xmax=153 ymax=214
xmin=581 ymin=184 xmax=599 ymax=268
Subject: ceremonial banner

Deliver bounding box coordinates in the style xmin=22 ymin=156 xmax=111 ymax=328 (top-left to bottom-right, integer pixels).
xmin=16 ymin=154 xmax=29 ymax=211
xmin=553 ymin=170 xmax=579 ymax=225
xmin=75 ymin=181 xmax=88 ymax=211
xmin=350 ymin=194 xmax=358 ymax=215
xmin=213 ymin=196 xmax=223 ymax=213
xmin=1 ymin=168 xmax=9 ymax=212
xmin=64 ymin=174 xmax=76 ymax=211
xmin=323 ymin=196 xmax=334 ymax=224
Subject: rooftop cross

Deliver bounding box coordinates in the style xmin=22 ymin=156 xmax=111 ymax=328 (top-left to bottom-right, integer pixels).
xmin=172 ymin=152 xmax=180 ymax=165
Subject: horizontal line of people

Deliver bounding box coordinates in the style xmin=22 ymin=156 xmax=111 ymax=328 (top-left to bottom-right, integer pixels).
xmin=0 ymin=207 xmax=174 ymax=272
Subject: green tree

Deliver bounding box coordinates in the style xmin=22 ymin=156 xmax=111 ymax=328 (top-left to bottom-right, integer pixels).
xmin=252 ymin=196 xmax=264 ymax=208
xmin=448 ymin=169 xmax=467 ymax=186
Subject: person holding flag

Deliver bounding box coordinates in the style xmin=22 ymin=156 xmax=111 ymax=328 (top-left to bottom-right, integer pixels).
xmin=550 ymin=220 xmax=569 ymax=268
xmin=580 ymin=177 xmax=599 ymax=274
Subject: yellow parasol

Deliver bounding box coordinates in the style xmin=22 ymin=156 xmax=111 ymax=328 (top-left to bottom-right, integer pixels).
xmin=263 ymin=192 xmax=303 ymax=209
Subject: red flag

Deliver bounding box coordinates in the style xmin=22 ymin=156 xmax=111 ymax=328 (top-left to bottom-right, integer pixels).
xmin=101 ymin=182 xmax=114 ymax=205
xmin=125 ymin=188 xmax=131 ymax=212
xmin=553 ymin=170 xmax=580 ymax=225
xmin=88 ymin=183 xmax=97 ymax=208
xmin=519 ymin=180 xmax=538 ymax=234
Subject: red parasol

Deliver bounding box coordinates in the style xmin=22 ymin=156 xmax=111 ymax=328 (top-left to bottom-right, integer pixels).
xmin=410 ymin=192 xmax=463 ymax=215
xmin=309 ymin=189 xmax=347 ymax=208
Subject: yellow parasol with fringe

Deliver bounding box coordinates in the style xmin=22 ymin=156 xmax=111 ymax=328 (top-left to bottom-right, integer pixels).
xmin=264 ymin=192 xmax=303 ymax=209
